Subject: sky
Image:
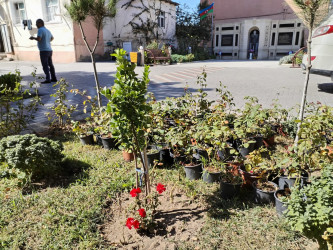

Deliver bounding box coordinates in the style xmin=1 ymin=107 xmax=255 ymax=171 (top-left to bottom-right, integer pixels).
xmin=174 ymin=0 xmax=200 ymax=11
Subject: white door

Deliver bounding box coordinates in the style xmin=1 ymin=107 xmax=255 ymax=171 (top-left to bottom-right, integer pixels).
xmin=0 ymin=24 xmax=12 ymax=53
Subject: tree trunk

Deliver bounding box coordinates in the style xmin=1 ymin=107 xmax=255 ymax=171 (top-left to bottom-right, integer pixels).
xmin=90 ymin=54 xmax=102 ymax=110
xmin=294 ymin=28 xmax=313 ymax=146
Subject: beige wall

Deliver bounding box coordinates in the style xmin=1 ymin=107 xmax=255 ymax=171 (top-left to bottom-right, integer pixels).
xmin=5 ymin=0 xmax=76 ymax=63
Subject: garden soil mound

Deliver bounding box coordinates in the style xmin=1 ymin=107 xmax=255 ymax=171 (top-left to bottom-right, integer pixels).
xmin=102 ymin=188 xmax=206 ymax=249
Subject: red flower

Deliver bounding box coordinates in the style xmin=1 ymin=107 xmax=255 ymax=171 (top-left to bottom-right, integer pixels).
xmin=130 ymin=188 xmax=142 ymax=197
xmin=126 ymin=217 xmax=134 ymax=229
xmin=156 ymin=183 xmax=166 ymax=194
xmin=138 ymin=208 xmax=146 ymax=218
xmin=132 ymin=220 xmax=140 ymax=229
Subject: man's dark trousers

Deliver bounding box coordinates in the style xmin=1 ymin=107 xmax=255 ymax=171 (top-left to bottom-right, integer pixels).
xmin=40 ymin=51 xmax=56 ymax=81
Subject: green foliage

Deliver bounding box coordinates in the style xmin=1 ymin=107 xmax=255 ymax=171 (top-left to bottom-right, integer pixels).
xmin=65 ymin=0 xmax=117 ymax=26
xmin=286 ymin=164 xmax=333 ymax=249
xmin=0 ymin=134 xmax=64 ymax=177
xmin=146 ymin=41 xmax=159 ymax=49
xmin=176 ymin=1 xmax=212 ymax=54
xmin=0 ymin=72 xmax=21 ymax=91
xmin=279 ymin=53 xmax=295 ymax=65
xmin=101 ymin=48 xmax=151 ymax=154
xmin=0 ymin=70 xmax=42 ymax=138
xmin=46 ymin=78 xmax=77 ymax=128
xmin=171 ymin=53 xmax=195 ymax=63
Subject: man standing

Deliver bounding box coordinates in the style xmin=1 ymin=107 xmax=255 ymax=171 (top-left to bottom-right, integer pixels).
xmin=30 ymin=19 xmax=57 ymax=84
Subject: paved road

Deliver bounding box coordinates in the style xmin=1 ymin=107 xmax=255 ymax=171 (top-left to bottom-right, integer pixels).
xmin=0 ymin=59 xmax=332 ymax=132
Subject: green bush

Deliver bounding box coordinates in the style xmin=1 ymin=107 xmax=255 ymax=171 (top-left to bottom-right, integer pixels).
xmin=279 ymin=54 xmax=294 ymax=65
xmin=0 ymin=134 xmax=64 ymax=176
xmin=0 ymin=72 xmax=21 ymax=92
xmin=171 ymin=54 xmax=195 ymax=63
xmin=286 ymin=164 xmax=333 ymax=249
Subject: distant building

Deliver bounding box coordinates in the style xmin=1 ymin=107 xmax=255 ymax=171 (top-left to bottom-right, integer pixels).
xmin=201 ymin=0 xmax=307 ymax=60
xmin=0 ymin=0 xmax=177 ymax=62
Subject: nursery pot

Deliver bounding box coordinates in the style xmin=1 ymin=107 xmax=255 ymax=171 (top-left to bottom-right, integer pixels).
xmin=278 ymin=173 xmax=308 ymax=190
xmin=193 ymin=148 xmax=209 ymax=162
xmin=220 ymin=180 xmax=241 ymax=199
xmin=216 ymin=148 xmax=231 ymax=161
xmin=142 ymin=150 xmax=160 ymax=169
xmin=237 ymin=141 xmax=256 ymax=157
xmin=94 ymin=134 xmax=103 ymax=146
xmin=184 ymin=163 xmax=203 ymax=180
xmin=274 ymin=189 xmax=288 ymax=217
xmin=101 ymin=137 xmax=117 ymax=150
xmin=253 ymin=181 xmax=278 ymax=204
xmin=202 ymin=171 xmax=222 ymax=184
xmin=160 ymin=148 xmax=174 ymax=167
xmin=238 ymin=166 xmax=259 ymax=188
xmin=79 ymin=134 xmax=94 ymax=145
xmin=253 ymin=135 xmax=263 ymax=149
xmin=122 ymin=151 xmax=134 ymax=162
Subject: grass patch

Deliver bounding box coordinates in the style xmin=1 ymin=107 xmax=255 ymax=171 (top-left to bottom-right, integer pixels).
xmin=1 ymin=139 xmax=315 ymax=249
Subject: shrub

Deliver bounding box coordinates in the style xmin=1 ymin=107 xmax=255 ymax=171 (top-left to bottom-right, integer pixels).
xmin=171 ymin=54 xmax=195 ymax=63
xmin=0 ymin=72 xmax=21 ymax=92
xmin=286 ymin=164 xmax=333 ymax=249
xmin=279 ymin=54 xmax=294 ymax=65
xmin=146 ymin=41 xmax=159 ymax=49
xmin=0 ymin=134 xmax=64 ymax=176
xmin=0 ymin=70 xmax=41 ymax=138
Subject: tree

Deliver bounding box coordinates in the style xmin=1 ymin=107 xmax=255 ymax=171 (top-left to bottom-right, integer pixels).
xmin=101 ymin=49 xmax=152 ymax=194
xmin=285 ymin=0 xmax=330 ymax=145
xmin=65 ymin=0 xmax=117 ymax=110
xmin=176 ymin=1 xmax=211 ymax=55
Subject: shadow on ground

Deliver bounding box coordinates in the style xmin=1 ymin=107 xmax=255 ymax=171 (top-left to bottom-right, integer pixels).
xmin=23 ymin=157 xmax=91 ymax=194
xmin=204 ymin=187 xmax=257 ymax=220
xmin=318 ymin=83 xmax=333 ymax=94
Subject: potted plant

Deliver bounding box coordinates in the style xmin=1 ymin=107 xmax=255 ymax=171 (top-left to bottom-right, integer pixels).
xmin=220 ymin=164 xmax=243 ymax=199
xmin=72 ymin=120 xmax=94 ymax=145
xmin=201 ymin=157 xmax=223 ymax=184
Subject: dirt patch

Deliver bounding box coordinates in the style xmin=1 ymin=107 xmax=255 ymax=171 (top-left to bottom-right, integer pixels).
xmin=102 ymin=188 xmax=207 ymax=249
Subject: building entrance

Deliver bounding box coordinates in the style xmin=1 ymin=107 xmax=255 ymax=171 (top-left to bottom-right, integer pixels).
xmin=248 ymin=29 xmax=259 ymax=59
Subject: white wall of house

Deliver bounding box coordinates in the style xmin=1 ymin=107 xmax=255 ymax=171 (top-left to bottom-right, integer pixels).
xmin=3 ymin=0 xmax=75 ymax=62
xmin=103 ymin=0 xmax=177 ymax=54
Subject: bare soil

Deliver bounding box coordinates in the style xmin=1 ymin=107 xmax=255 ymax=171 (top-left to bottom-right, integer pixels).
xmin=256 ymin=181 xmax=277 ymax=192
xmin=102 ymin=188 xmax=207 ymax=249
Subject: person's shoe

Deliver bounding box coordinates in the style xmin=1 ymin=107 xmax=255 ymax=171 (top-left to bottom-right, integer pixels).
xmin=51 ymin=79 xmax=58 ymax=82
xmin=41 ymin=80 xmax=51 ymax=84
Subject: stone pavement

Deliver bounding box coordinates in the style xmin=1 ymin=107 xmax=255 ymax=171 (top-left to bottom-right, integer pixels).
xmin=0 ymin=59 xmax=332 ymax=133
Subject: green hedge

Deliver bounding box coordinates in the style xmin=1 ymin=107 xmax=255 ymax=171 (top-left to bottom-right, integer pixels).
xmin=0 ymin=134 xmax=64 ymax=176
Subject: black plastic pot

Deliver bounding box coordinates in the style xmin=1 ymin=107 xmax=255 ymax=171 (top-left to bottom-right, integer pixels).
xmin=142 ymin=151 xmax=160 ymax=168
xmin=253 ymin=181 xmax=278 ymax=204
xmin=253 ymin=135 xmax=263 ymax=149
xmin=101 ymin=137 xmax=117 ymax=150
xmin=193 ymin=148 xmax=209 ymax=162
xmin=184 ymin=163 xmax=202 ymax=180
xmin=216 ymin=148 xmax=232 ymax=161
xmin=274 ymin=190 xmax=288 ymax=217
xmin=237 ymin=142 xmax=256 ymax=158
xmin=159 ymin=148 xmax=174 ymax=167
xmin=79 ymin=134 xmax=94 ymax=145
xmin=278 ymin=174 xmax=308 ymax=189
xmin=220 ymin=181 xmax=241 ymax=199
xmin=202 ymin=171 xmax=221 ymax=183
xmin=95 ymin=134 xmax=103 ymax=146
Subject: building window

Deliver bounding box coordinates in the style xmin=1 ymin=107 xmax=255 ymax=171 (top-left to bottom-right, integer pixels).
xmin=236 ymin=26 xmax=239 ymax=30
xmin=278 ymin=32 xmax=293 ymax=45
xmin=222 ymin=27 xmax=234 ymax=31
xmin=271 ymin=33 xmax=275 ymax=46
xmin=221 ymin=35 xmax=233 ymax=46
xmin=14 ymin=2 xmax=26 ymax=24
xmin=235 ymin=34 xmax=238 ymax=46
xmin=158 ymin=11 xmax=165 ymax=28
xmin=279 ymin=23 xmax=295 ymax=28
xmin=46 ymin=0 xmax=59 ymax=22
xmin=216 ymin=27 xmax=219 ymax=31
xmin=295 ymin=32 xmax=300 ymax=45
xmin=273 ymin=24 xmax=276 ymax=28
xmin=216 ymin=35 xmax=219 ymax=47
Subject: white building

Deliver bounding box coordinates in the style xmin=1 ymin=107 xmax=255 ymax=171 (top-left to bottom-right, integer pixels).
xmin=0 ymin=0 xmax=177 ymax=62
